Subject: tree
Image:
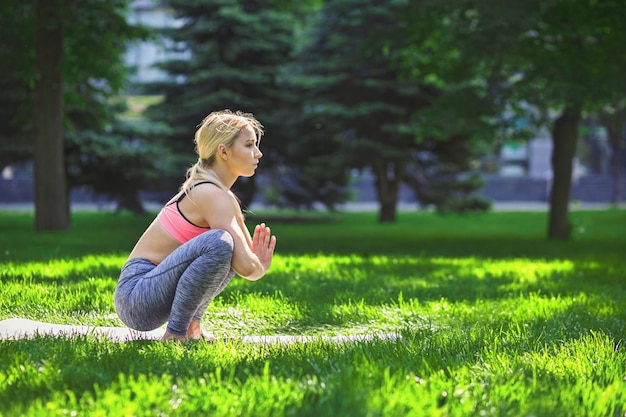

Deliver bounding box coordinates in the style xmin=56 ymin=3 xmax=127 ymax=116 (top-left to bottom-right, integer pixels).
xmin=144 ymin=0 xmax=297 ymax=207
xmin=598 ymin=102 xmax=626 ymax=205
xmin=289 ymin=0 xmax=423 ymax=222
xmin=0 ymin=0 xmax=149 ymax=230
xmin=265 ymin=113 xmax=353 ymax=210
xmin=404 ymin=136 xmax=492 ymax=214
xmin=66 ymin=104 xmax=178 ymax=214
xmin=32 ymin=0 xmax=68 ymax=231
xmin=291 ymin=0 xmax=491 ymax=221
xmin=401 ymin=0 xmax=626 ymax=238
xmin=0 ymin=2 xmax=33 ymax=170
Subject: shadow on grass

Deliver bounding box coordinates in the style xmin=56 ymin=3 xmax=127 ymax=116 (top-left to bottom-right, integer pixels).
xmin=3 ymin=250 xmax=624 ymax=335
xmin=275 ymin=235 xmax=624 ymax=260
xmin=227 ymin=255 xmax=624 ymax=304
xmin=224 ymin=249 xmax=624 ymax=337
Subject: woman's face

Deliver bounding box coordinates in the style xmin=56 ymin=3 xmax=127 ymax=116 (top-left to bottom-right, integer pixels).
xmin=224 ymin=125 xmax=263 ymax=177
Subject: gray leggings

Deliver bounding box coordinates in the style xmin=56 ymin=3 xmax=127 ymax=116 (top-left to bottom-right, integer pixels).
xmin=114 ymin=229 xmax=235 ymax=336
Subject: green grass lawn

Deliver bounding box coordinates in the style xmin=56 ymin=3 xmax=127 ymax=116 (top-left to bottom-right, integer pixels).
xmin=0 ymin=209 xmax=625 ymax=416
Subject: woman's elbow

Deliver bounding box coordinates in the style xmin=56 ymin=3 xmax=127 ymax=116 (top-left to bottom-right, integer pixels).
xmin=234 ymin=260 xmax=265 ymax=281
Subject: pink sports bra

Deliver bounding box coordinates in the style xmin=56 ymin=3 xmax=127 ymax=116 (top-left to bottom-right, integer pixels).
xmin=156 ymin=182 xmax=214 ymax=243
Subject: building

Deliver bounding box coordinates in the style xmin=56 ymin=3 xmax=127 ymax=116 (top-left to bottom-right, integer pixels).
xmin=125 ymin=0 xmax=187 ymax=85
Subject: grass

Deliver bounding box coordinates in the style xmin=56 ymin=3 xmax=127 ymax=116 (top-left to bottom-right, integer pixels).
xmin=0 ymin=209 xmax=625 ymax=416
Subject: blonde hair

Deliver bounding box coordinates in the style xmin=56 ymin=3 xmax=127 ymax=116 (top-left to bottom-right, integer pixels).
xmin=172 ymin=110 xmax=264 ymax=213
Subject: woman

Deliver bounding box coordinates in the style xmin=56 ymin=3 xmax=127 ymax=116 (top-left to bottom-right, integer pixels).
xmin=114 ymin=110 xmax=277 ymax=342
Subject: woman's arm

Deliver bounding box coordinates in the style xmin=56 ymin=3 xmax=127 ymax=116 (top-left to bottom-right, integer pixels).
xmin=195 ymin=186 xmax=276 ymax=281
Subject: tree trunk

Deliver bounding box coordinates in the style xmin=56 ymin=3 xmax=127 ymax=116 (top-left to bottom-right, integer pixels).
xmin=598 ymin=109 xmax=625 ymax=205
xmin=33 ymin=0 xmax=69 ymax=231
xmin=548 ymin=106 xmax=581 ymax=239
xmin=373 ymin=160 xmax=403 ymax=223
xmin=115 ymin=190 xmax=146 ymax=215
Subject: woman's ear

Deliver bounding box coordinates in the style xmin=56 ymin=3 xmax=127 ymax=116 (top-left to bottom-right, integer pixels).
xmin=217 ymin=144 xmax=228 ymax=161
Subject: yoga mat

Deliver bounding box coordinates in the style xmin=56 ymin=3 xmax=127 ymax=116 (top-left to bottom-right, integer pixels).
xmin=0 ymin=318 xmax=402 ymax=344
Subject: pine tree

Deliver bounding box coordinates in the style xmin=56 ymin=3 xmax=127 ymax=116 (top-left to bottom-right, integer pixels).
xmin=144 ymin=0 xmax=297 ymax=206
xmin=291 ymin=0 xmax=493 ymax=220
xmin=289 ymin=0 xmax=426 ymax=221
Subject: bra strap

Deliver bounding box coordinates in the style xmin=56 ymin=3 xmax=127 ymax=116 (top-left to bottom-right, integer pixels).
xmin=176 ymin=181 xmax=218 ymax=203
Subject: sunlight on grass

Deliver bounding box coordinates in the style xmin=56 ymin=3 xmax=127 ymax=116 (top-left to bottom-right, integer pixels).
xmin=1 ymin=255 xmax=127 ymax=280
xmin=2 ymin=252 xmax=623 ymax=339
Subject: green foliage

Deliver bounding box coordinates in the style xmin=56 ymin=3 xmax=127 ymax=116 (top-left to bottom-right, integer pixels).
xmin=405 ymin=136 xmax=491 ymax=213
xmin=294 ymin=0 xmax=421 ymax=162
xmin=289 ymin=0 xmax=495 ymax=218
xmin=0 ymin=0 xmax=155 ymax=215
xmin=0 ymin=0 xmax=149 ymax=141
xmin=269 ymin=0 xmax=324 ymax=12
xmin=143 ymin=0 xmax=298 ymax=204
xmin=66 ymin=116 xmax=179 ymax=213
xmin=269 ymin=119 xmax=353 ymax=210
xmin=61 ymin=0 xmax=150 ymax=126
xmin=400 ymin=0 xmax=626 ymax=120
xmin=515 ymin=0 xmax=626 ymax=108
xmin=57 ymin=0 xmax=153 ymax=193
xmin=0 ymin=209 xmax=625 ymax=416
xmin=396 ymin=0 xmax=626 ymax=237
xmin=287 ymin=0 xmax=423 ymax=218
xmin=0 ymin=2 xmax=35 ymax=166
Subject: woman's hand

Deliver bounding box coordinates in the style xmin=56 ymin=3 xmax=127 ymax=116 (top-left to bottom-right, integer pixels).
xmin=251 ymin=223 xmax=276 ymax=273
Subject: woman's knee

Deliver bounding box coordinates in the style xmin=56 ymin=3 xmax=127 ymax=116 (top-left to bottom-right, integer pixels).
xmin=216 ymin=229 xmax=234 ymax=247
xmin=199 ymin=229 xmax=234 ymax=257
xmin=213 ymin=229 xmax=234 ymax=251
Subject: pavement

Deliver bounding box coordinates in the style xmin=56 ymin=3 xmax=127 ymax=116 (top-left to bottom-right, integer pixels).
xmin=332 ymin=201 xmax=623 ymax=212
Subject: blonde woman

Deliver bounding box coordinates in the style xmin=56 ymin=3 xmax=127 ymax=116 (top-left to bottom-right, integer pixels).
xmin=114 ymin=110 xmax=277 ymax=342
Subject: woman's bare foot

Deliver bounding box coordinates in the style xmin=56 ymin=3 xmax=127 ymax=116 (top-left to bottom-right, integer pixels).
xmin=161 ymin=330 xmax=189 ymax=343
xmin=187 ymin=321 xmax=215 ymax=342
xmin=160 ymin=322 xmax=215 ymax=343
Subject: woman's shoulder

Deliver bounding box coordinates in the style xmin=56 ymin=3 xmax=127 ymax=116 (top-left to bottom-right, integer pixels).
xmin=188 ymin=181 xmax=226 ymax=198
xmin=187 ymin=182 xmax=237 ymax=211
xmin=191 ymin=180 xmax=221 ymax=190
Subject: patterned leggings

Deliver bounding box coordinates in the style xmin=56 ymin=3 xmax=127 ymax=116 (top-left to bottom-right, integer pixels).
xmin=114 ymin=229 xmax=235 ymax=336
